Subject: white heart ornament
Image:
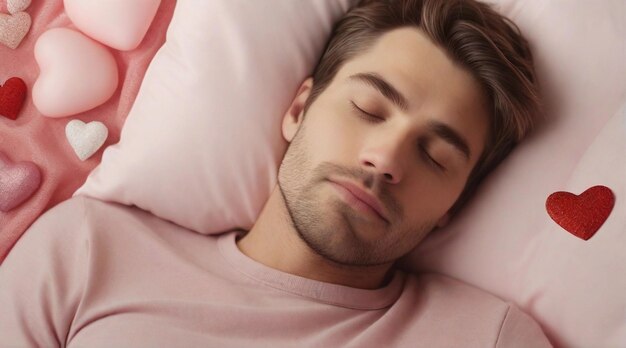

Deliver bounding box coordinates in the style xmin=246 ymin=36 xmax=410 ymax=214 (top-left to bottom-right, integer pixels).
xmin=33 ymin=28 xmax=118 ymax=118
xmin=63 ymin=0 xmax=161 ymax=51
xmin=0 ymin=12 xmax=31 ymax=49
xmin=7 ymin=0 xmax=32 ymax=14
xmin=65 ymin=120 xmax=109 ymax=161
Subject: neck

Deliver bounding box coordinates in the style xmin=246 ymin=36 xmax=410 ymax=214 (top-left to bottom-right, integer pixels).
xmin=236 ymin=185 xmax=395 ymax=290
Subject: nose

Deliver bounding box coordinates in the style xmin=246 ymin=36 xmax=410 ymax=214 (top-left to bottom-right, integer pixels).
xmin=358 ymin=134 xmax=408 ymax=184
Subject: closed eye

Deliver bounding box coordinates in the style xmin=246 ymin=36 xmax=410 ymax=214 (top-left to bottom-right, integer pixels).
xmin=419 ymin=144 xmax=445 ymax=171
xmin=350 ymin=101 xmax=383 ymax=122
xmin=351 ymin=100 xmax=445 ymax=172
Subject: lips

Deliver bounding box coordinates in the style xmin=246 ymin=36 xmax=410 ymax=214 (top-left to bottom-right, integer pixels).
xmin=329 ymin=178 xmax=388 ymax=222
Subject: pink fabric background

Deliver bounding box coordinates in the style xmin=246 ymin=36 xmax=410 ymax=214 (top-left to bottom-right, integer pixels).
xmin=0 ymin=0 xmax=176 ymax=263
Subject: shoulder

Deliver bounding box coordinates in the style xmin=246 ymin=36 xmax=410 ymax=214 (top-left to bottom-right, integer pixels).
xmin=22 ymin=195 xmax=123 ymax=237
xmin=411 ymin=271 xmax=510 ymax=308
xmin=496 ymin=303 xmax=553 ymax=348
xmin=17 ymin=194 xmax=217 ymax=262
xmin=9 ymin=195 xmax=151 ymax=260
xmin=7 ymin=196 xmax=91 ymax=257
xmin=2 ymin=196 xmax=114 ymax=270
xmin=36 ymin=195 xmax=167 ymax=236
xmin=403 ymin=272 xmax=552 ymax=347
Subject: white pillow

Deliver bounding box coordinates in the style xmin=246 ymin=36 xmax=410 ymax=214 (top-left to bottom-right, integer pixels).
xmin=75 ymin=0 xmax=357 ymax=233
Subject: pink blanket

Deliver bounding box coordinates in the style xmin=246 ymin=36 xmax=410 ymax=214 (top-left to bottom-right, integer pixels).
xmin=0 ymin=0 xmax=176 ymax=263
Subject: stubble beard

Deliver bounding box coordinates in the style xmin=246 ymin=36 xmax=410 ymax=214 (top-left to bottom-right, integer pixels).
xmin=276 ymin=123 xmax=435 ymax=267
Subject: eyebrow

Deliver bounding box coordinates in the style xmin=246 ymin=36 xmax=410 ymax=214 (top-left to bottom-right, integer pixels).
xmin=426 ymin=120 xmax=471 ymax=161
xmin=348 ymin=72 xmax=410 ymax=112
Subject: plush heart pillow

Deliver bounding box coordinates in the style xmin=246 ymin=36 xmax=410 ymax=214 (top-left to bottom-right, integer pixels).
xmin=75 ymin=0 xmax=357 ymax=233
xmin=75 ymin=0 xmax=626 ymax=346
xmin=63 ymin=0 xmax=161 ymax=50
xmin=33 ymin=27 xmax=119 ymax=117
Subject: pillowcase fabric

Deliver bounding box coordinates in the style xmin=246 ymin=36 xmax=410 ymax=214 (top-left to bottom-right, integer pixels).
xmin=75 ymin=0 xmax=357 ymax=233
xmin=397 ymin=1 xmax=626 ymax=346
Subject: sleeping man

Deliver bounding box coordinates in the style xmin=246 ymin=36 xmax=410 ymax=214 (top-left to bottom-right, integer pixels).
xmin=0 ymin=0 xmax=552 ymax=346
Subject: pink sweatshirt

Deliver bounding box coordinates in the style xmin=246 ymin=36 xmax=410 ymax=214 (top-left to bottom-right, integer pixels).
xmin=0 ymin=196 xmax=552 ymax=347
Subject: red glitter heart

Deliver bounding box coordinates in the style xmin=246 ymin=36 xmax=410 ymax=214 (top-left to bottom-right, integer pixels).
xmin=546 ymin=185 xmax=615 ymax=240
xmin=0 ymin=77 xmax=27 ymax=120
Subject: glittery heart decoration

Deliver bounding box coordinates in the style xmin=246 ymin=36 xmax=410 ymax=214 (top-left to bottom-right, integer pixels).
xmin=0 ymin=77 xmax=27 ymax=120
xmin=0 ymin=152 xmax=41 ymax=212
xmin=546 ymin=185 xmax=615 ymax=240
xmin=33 ymin=28 xmax=118 ymax=117
xmin=7 ymin=0 xmax=32 ymax=14
xmin=0 ymin=12 xmax=31 ymax=49
xmin=65 ymin=119 xmax=108 ymax=161
xmin=63 ymin=0 xmax=161 ymax=50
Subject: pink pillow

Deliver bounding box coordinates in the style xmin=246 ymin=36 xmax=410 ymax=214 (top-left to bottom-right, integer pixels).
xmin=401 ymin=105 xmax=625 ymax=347
xmin=397 ymin=1 xmax=626 ymax=347
xmin=75 ymin=0 xmax=357 ymax=233
xmin=76 ymin=0 xmax=625 ymax=346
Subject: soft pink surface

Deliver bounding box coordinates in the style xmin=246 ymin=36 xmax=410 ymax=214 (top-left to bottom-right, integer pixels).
xmin=69 ymin=0 xmax=626 ymax=346
xmin=0 ymin=0 xmax=176 ymax=263
xmin=0 ymin=196 xmax=551 ymax=347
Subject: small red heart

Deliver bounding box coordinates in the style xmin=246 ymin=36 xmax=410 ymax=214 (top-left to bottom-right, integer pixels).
xmin=546 ymin=185 xmax=615 ymax=240
xmin=0 ymin=77 xmax=27 ymax=120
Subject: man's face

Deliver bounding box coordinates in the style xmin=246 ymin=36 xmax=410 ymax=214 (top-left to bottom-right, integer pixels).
xmin=278 ymin=27 xmax=489 ymax=267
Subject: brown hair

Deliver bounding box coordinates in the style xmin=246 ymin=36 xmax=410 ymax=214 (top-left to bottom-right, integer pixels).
xmin=304 ymin=0 xmax=542 ymax=220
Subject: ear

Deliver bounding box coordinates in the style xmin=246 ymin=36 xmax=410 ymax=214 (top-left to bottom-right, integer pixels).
xmin=435 ymin=212 xmax=450 ymax=229
xmin=282 ymin=77 xmax=314 ymax=143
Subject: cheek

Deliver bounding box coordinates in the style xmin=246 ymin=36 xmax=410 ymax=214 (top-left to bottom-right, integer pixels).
xmin=399 ymin=175 xmax=465 ymax=219
xmin=303 ymin=108 xmax=359 ymax=163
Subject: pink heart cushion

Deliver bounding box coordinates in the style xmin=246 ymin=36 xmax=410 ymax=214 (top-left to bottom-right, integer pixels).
xmin=32 ymin=28 xmax=118 ymax=118
xmin=0 ymin=152 xmax=41 ymax=212
xmin=63 ymin=0 xmax=161 ymax=51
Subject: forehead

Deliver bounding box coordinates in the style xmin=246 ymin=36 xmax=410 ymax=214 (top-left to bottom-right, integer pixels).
xmin=332 ymin=27 xmax=490 ymax=161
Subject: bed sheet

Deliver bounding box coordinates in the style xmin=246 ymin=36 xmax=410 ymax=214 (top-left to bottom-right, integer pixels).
xmin=0 ymin=0 xmax=176 ymax=263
